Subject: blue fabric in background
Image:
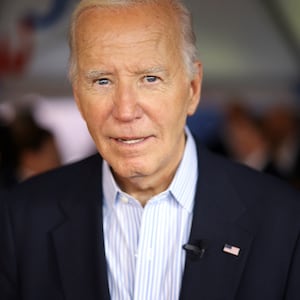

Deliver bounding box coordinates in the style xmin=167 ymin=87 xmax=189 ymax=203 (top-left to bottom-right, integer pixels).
xmin=187 ymin=108 xmax=224 ymax=144
xmin=23 ymin=0 xmax=70 ymax=29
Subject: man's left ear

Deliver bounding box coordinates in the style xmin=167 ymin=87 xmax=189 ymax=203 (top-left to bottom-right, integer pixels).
xmin=187 ymin=61 xmax=203 ymax=116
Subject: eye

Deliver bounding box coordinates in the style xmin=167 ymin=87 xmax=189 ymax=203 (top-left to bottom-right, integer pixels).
xmin=96 ymin=78 xmax=111 ymax=86
xmin=143 ymin=75 xmax=160 ymax=83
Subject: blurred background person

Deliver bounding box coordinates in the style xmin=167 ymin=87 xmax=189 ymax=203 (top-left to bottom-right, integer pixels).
xmin=262 ymin=105 xmax=300 ymax=188
xmin=209 ymin=101 xmax=273 ymax=172
xmin=0 ymin=109 xmax=62 ymax=188
xmin=10 ymin=110 xmax=62 ymax=182
xmin=0 ymin=116 xmax=17 ymax=189
xmin=224 ymin=103 xmax=272 ymax=171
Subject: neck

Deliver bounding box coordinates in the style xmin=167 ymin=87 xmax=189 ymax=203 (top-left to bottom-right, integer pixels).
xmin=114 ymin=169 xmax=177 ymax=207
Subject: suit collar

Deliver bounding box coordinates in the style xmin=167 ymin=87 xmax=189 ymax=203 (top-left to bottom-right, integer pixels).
xmin=49 ymin=146 xmax=258 ymax=299
xmin=180 ymin=145 xmax=255 ymax=300
xmin=50 ymin=155 xmax=110 ymax=300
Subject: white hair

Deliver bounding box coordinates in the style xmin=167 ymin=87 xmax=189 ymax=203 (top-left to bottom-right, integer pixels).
xmin=68 ymin=0 xmax=198 ymax=82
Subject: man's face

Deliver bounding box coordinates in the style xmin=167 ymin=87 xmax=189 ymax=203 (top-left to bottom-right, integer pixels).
xmin=73 ymin=4 xmax=202 ymax=193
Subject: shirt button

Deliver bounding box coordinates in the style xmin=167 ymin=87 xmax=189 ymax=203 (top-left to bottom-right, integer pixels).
xmin=120 ymin=195 xmax=129 ymax=204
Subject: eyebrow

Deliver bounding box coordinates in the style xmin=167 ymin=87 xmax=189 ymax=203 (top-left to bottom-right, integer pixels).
xmin=135 ymin=66 xmax=166 ymax=75
xmin=84 ymin=66 xmax=167 ymax=80
xmin=84 ymin=70 xmax=114 ymax=81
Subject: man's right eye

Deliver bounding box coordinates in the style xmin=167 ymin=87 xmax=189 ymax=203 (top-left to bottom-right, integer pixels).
xmin=96 ymin=78 xmax=110 ymax=85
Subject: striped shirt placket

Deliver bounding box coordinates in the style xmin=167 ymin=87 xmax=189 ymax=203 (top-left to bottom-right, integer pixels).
xmin=103 ymin=128 xmax=198 ymax=300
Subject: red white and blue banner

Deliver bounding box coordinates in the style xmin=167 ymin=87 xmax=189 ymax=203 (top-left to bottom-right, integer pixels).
xmin=0 ymin=0 xmax=77 ymax=86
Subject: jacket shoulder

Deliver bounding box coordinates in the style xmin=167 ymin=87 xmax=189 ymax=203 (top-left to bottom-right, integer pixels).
xmin=6 ymin=154 xmax=102 ymax=206
xmin=197 ymin=144 xmax=300 ymax=210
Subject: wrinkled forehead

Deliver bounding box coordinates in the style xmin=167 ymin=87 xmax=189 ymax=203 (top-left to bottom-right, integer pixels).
xmin=75 ymin=2 xmax=180 ymax=43
xmin=71 ymin=2 xmax=186 ymax=77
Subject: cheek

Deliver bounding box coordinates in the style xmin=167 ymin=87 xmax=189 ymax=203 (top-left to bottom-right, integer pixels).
xmin=169 ymin=94 xmax=192 ymax=124
xmin=75 ymin=83 xmax=107 ymax=117
xmin=77 ymin=95 xmax=109 ymax=127
xmin=146 ymin=93 xmax=189 ymax=135
xmin=156 ymin=105 xmax=187 ymax=143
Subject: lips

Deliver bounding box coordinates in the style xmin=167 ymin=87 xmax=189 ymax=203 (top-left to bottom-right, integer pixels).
xmin=117 ymin=137 xmax=146 ymax=144
xmin=111 ymin=134 xmax=154 ymax=146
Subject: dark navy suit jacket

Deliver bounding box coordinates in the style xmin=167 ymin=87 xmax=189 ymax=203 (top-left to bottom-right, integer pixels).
xmin=1 ymin=145 xmax=300 ymax=300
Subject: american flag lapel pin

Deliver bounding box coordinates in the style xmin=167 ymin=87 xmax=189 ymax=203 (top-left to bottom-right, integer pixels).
xmin=223 ymin=244 xmax=240 ymax=256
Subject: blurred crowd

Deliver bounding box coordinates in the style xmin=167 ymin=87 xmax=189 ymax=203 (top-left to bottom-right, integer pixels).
xmin=1 ymin=101 xmax=300 ymax=190
xmin=0 ymin=109 xmax=61 ymax=189
xmin=208 ymin=102 xmax=300 ymax=189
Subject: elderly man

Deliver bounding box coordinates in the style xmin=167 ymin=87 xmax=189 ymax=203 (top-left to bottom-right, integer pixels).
xmin=1 ymin=0 xmax=300 ymax=299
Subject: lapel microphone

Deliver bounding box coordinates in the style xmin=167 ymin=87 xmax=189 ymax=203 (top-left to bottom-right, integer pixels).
xmin=183 ymin=239 xmax=208 ymax=260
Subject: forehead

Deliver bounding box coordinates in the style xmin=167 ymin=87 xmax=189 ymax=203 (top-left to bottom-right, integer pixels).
xmin=76 ymin=2 xmax=177 ymax=27
xmin=75 ymin=3 xmax=180 ymax=52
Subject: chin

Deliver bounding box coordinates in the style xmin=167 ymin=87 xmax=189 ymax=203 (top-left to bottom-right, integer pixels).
xmin=112 ymin=161 xmax=150 ymax=179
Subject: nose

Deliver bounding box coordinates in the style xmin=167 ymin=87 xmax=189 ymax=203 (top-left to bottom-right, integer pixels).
xmin=112 ymin=81 xmax=142 ymax=122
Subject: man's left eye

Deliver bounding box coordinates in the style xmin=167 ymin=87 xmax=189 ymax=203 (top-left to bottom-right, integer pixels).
xmin=144 ymin=76 xmax=159 ymax=83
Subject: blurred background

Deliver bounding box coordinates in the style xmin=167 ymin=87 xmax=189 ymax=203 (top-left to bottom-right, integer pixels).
xmin=0 ymin=0 xmax=300 ymax=188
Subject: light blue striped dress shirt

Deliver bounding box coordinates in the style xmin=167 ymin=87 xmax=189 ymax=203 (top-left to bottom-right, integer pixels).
xmin=102 ymin=128 xmax=198 ymax=300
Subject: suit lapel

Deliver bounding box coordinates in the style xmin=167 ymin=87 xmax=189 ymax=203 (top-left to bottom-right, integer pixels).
xmin=51 ymin=156 xmax=110 ymax=300
xmin=180 ymin=147 xmax=255 ymax=300
xmin=48 ymin=147 xmax=258 ymax=299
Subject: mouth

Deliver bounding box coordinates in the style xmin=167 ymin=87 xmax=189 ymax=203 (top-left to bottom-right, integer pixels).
xmin=111 ymin=135 xmax=154 ymax=146
xmin=116 ymin=137 xmax=146 ymax=145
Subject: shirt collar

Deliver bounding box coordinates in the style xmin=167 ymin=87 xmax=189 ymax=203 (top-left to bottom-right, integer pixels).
xmin=103 ymin=127 xmax=198 ymax=213
xmin=169 ymin=127 xmax=198 ymax=213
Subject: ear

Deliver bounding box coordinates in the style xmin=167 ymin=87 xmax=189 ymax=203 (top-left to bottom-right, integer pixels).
xmin=187 ymin=61 xmax=203 ymax=116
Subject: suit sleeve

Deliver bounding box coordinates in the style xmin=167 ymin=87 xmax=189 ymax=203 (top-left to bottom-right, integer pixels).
xmin=284 ymin=231 xmax=300 ymax=300
xmin=0 ymin=195 xmax=19 ymax=300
